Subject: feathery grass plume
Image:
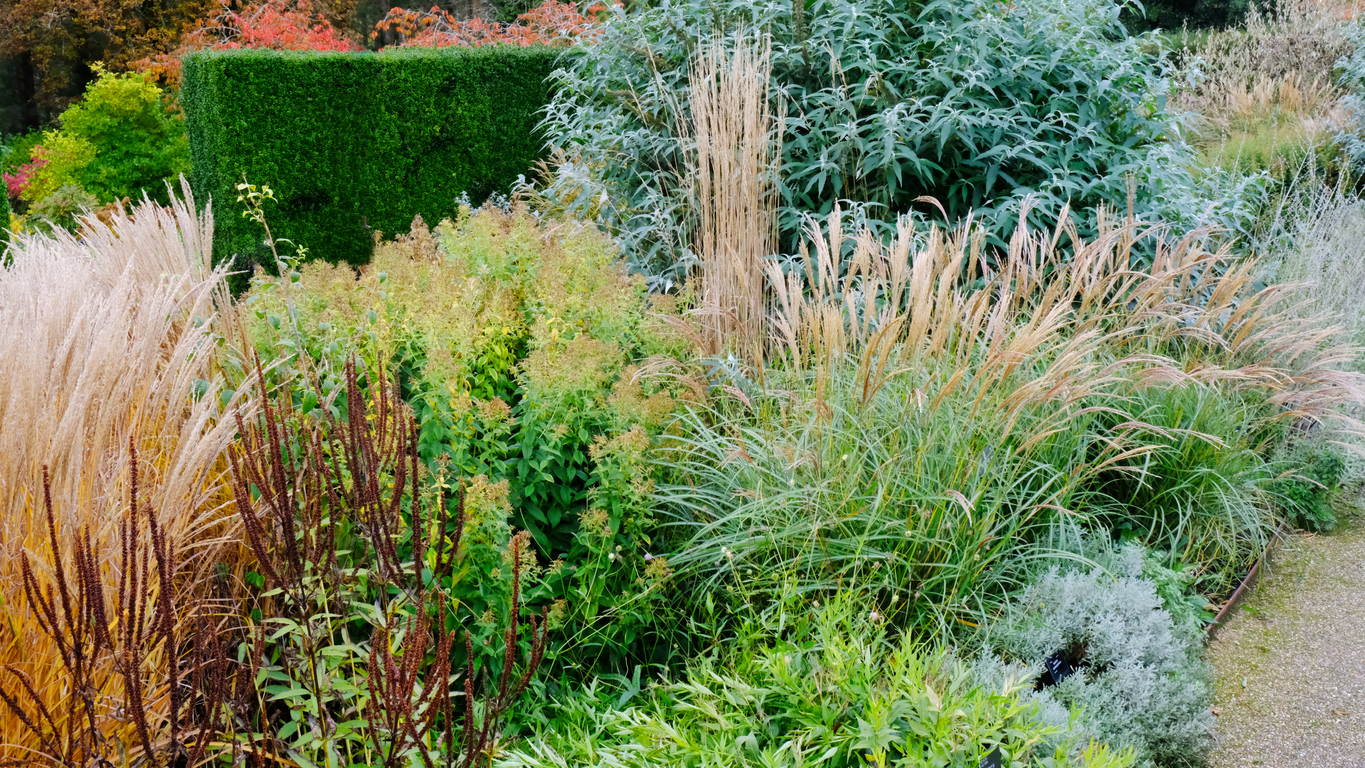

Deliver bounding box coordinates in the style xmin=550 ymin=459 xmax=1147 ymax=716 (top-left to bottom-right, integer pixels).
xmin=1173 ymin=0 xmax=1353 ymax=116
xmin=772 ymin=204 xmax=1365 ymax=438
xmin=659 ymin=205 xmax=1365 ymax=632
xmin=0 ymin=181 xmax=249 ymax=762
xmin=682 ymin=27 xmax=781 ymax=363
xmin=1264 ymin=179 xmax=1365 ymax=358
xmin=1173 ymin=0 xmax=1353 ymax=177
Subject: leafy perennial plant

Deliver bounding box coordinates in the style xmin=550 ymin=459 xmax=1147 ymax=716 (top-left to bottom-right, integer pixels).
xmin=243 ymin=206 xmax=690 ymax=671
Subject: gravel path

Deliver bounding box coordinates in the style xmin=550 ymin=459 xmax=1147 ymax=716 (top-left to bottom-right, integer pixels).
xmin=1208 ymin=508 xmax=1365 ymax=768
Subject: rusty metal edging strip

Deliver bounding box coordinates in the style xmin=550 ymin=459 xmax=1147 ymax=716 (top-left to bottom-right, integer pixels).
xmin=1205 ymin=520 xmax=1290 ymax=640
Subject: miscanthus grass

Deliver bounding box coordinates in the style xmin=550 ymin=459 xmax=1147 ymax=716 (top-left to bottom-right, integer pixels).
xmin=0 ymin=185 xmax=249 ymax=761
xmin=654 ymin=204 xmax=1365 ymax=636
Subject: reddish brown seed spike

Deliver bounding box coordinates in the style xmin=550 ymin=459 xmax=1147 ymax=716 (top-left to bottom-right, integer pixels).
xmin=40 ymin=466 xmax=76 ymax=645
xmin=0 ymin=668 xmax=62 ymax=751
xmin=78 ymin=528 xmax=111 ymax=652
xmin=128 ymin=439 xmax=139 ymax=519
xmin=463 ymin=634 xmax=480 ymax=764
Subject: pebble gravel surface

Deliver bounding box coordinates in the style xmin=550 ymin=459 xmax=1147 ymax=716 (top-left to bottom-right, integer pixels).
xmin=1208 ymin=510 xmax=1365 ymax=768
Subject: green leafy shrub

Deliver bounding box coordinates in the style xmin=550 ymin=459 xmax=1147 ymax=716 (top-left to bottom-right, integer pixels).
xmin=0 ymin=131 xmax=42 ymax=177
xmin=538 ymin=0 xmax=1221 ymax=277
xmin=1271 ymin=441 xmax=1347 ymax=530
xmin=19 ymin=68 xmax=188 ymax=207
xmin=181 ymin=46 xmax=559 ymax=270
xmin=57 ymin=65 xmax=189 ymax=204
xmin=500 ymin=595 xmax=1137 ymax=768
xmin=990 ymin=552 xmax=1215 ymax=768
xmin=242 ymin=206 xmax=690 ymax=671
xmin=19 ymin=132 xmax=96 ymax=205
xmin=26 ymin=183 xmax=98 ymax=234
xmin=1329 ymin=23 xmax=1365 ymax=173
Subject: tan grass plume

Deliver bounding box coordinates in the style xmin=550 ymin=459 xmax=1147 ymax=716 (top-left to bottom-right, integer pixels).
xmin=683 ymin=27 xmax=781 ymax=364
xmin=0 ymin=183 xmax=250 ymax=761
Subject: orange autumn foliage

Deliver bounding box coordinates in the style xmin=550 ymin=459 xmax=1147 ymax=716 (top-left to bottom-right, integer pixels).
xmin=136 ymin=0 xmax=361 ymax=88
xmin=373 ymin=0 xmax=613 ymax=48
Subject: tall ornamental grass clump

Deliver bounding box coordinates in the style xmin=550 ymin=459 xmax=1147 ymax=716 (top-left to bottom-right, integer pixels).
xmin=1264 ymin=175 xmax=1365 ymax=355
xmin=0 ymin=185 xmax=249 ymax=762
xmin=536 ymin=0 xmax=1253 ymax=279
xmin=1172 ymin=0 xmax=1355 ymax=182
xmin=652 ymin=206 xmax=1365 ymax=636
xmin=684 ymin=29 xmax=781 ymax=361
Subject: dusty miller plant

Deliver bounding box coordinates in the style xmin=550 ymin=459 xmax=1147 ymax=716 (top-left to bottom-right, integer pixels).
xmin=988 ymin=550 xmax=1214 ymax=768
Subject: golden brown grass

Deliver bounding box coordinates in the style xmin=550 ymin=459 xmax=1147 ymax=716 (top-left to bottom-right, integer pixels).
xmin=0 ymin=186 xmax=249 ymax=763
xmin=683 ymin=28 xmax=781 ymax=364
xmin=765 ymin=203 xmax=1365 ymax=443
xmin=1175 ymin=0 xmax=1354 ymax=170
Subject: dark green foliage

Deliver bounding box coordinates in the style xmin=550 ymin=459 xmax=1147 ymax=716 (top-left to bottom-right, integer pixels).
xmin=1273 ymin=443 xmax=1347 ymax=531
xmin=1 ymin=130 xmax=41 ymax=176
xmin=180 ymin=46 xmax=558 ymax=270
xmin=1124 ymin=0 xmax=1250 ymax=33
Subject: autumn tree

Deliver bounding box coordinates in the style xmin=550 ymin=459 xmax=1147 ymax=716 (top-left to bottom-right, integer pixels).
xmin=373 ymin=0 xmax=610 ymax=47
xmin=136 ymin=0 xmax=364 ymax=88
xmin=0 ymin=0 xmax=216 ymax=120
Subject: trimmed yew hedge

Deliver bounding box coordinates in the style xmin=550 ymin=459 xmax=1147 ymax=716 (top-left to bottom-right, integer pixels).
xmin=182 ymin=46 xmax=558 ymax=269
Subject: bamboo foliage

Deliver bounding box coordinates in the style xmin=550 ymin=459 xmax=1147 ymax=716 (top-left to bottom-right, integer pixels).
xmin=684 ymin=28 xmax=781 ymax=363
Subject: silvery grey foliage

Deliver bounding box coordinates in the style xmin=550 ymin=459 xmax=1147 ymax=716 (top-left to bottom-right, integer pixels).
xmin=990 ymin=549 xmax=1214 ymax=768
xmin=538 ymin=0 xmax=1263 ymax=282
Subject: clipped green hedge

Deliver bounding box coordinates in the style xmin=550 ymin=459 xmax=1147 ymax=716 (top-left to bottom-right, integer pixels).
xmin=181 ymin=46 xmax=558 ymax=269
